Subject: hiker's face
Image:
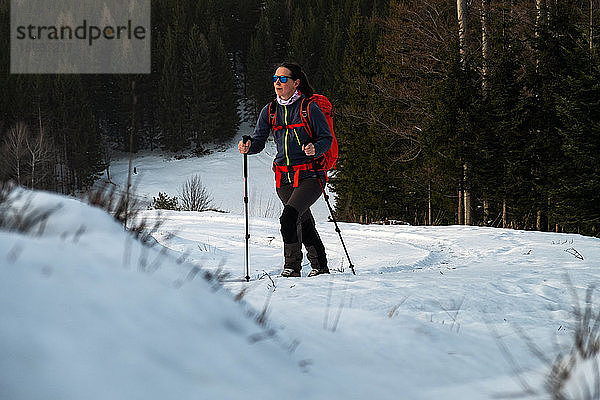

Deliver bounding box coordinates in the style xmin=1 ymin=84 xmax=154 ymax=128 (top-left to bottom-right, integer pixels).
xmin=274 ymin=67 xmax=299 ymax=100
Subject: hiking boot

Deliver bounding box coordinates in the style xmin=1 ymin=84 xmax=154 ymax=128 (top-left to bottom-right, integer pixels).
xmin=281 ymin=268 xmax=301 ymax=277
xmin=302 ymin=218 xmax=329 ymax=276
xmin=307 ymin=267 xmax=330 ymax=277
xmin=283 ymin=242 xmax=302 ymax=272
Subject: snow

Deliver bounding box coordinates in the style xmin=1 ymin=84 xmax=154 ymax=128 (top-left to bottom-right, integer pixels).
xmin=2 ymin=128 xmax=600 ymax=399
xmin=104 ymin=118 xmax=329 ymax=221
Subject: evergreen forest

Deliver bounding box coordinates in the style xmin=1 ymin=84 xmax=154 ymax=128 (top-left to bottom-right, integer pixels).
xmin=1 ymin=0 xmax=599 ymax=236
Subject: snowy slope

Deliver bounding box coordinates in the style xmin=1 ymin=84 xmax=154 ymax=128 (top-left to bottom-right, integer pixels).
xmin=142 ymin=210 xmax=600 ymax=399
xmin=104 ymin=121 xmax=329 ymax=220
xmin=2 ymin=127 xmax=600 ymax=399
xmin=0 ymin=189 xmax=305 ymax=400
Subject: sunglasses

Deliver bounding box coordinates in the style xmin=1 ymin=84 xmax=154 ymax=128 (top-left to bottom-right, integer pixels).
xmin=272 ymin=75 xmax=292 ymax=83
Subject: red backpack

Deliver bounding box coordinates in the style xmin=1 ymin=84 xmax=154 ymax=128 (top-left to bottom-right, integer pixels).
xmin=269 ymin=94 xmax=338 ymax=171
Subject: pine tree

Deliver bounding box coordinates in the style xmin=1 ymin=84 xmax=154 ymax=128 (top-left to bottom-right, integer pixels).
xmin=158 ymin=27 xmax=188 ymax=152
xmin=475 ymin=2 xmax=529 ymax=227
xmin=230 ymin=0 xmax=263 ymax=56
xmin=287 ymin=7 xmax=322 ymax=81
xmin=207 ymin=21 xmax=240 ymax=143
xmin=246 ymin=13 xmax=276 ymax=120
xmin=331 ymin=11 xmax=386 ymax=222
xmin=264 ymin=0 xmax=292 ymax=61
xmin=543 ymin=2 xmax=600 ymax=234
xmin=288 ymin=9 xmax=309 ymax=68
xmin=50 ymin=76 xmax=104 ymax=192
xmin=319 ymin=4 xmax=345 ymax=98
xmin=182 ymin=25 xmax=214 ymax=146
xmin=524 ymin=1 xmax=577 ymax=230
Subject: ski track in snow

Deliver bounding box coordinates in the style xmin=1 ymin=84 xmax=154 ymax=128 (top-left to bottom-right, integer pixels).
xmin=138 ymin=207 xmax=600 ymax=398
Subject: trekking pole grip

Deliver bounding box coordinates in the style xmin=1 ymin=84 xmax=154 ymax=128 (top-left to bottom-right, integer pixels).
xmin=242 ymin=135 xmax=251 ymax=177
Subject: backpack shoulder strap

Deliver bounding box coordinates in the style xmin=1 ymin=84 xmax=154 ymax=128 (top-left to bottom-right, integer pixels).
xmin=300 ymin=97 xmax=314 ymax=140
xmin=268 ymin=99 xmax=278 ymax=128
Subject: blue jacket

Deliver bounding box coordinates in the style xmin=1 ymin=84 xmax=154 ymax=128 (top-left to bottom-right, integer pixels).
xmin=248 ymin=95 xmax=333 ymax=185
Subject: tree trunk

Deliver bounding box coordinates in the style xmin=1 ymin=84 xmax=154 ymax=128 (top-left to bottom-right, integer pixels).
xmin=457 ymin=0 xmax=469 ymax=225
xmin=30 ymin=152 xmax=36 ymax=189
xmin=458 ymin=186 xmax=464 ymax=225
xmin=536 ymin=0 xmax=545 ymax=39
xmin=463 ymin=163 xmax=471 ymax=225
xmin=125 ymin=79 xmax=137 ymax=230
xmin=481 ymin=0 xmax=490 ymax=94
xmin=535 ymin=0 xmax=545 ymax=72
xmin=483 ymin=198 xmax=490 ymax=226
xmin=428 ymin=181 xmax=433 ymax=225
xmin=464 ymin=188 xmax=471 ymax=225
xmin=457 ymin=0 xmax=468 ymax=65
xmin=546 ymin=195 xmax=551 ymax=232
xmin=464 ymin=191 xmax=471 ymax=225
xmin=62 ymin=130 xmax=67 ymax=194
xmin=29 ymin=107 xmax=44 ymax=189
xmin=590 ymin=0 xmax=594 ymax=52
xmin=502 ymin=199 xmax=507 ymax=228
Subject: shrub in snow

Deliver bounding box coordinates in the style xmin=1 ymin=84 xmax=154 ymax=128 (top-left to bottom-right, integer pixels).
xmin=0 ymin=181 xmax=58 ymax=235
xmin=85 ymin=182 xmax=162 ymax=242
xmin=178 ymin=175 xmax=213 ymax=212
xmin=151 ymin=192 xmax=180 ymax=211
xmin=86 ymin=181 xmax=144 ymax=224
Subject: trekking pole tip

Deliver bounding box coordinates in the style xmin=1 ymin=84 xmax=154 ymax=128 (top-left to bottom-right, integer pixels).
xmin=350 ymin=264 xmax=356 ymax=275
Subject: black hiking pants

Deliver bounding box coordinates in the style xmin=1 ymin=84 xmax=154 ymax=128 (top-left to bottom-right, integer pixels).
xmin=276 ymin=177 xmax=327 ymax=272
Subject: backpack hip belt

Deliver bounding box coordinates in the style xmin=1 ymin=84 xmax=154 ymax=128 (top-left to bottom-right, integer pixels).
xmin=272 ymin=158 xmax=327 ymax=188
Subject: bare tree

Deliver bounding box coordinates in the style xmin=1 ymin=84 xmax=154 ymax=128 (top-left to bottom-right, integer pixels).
xmin=178 ymin=175 xmax=213 ymax=212
xmin=26 ymin=109 xmax=55 ymax=189
xmin=376 ymin=0 xmax=456 ymax=164
xmin=1 ymin=122 xmax=28 ymax=185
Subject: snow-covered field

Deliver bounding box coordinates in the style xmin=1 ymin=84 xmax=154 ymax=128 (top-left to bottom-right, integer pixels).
xmin=2 ymin=130 xmax=600 ymax=399
xmin=104 ymin=119 xmax=329 ymax=221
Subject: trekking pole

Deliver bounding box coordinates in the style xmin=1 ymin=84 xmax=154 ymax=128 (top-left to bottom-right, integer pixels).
xmin=242 ymin=135 xmax=251 ymax=282
xmin=315 ymin=168 xmax=356 ymax=275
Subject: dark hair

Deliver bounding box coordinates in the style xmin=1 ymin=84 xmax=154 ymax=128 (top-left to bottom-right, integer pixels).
xmin=276 ymin=62 xmax=314 ymax=98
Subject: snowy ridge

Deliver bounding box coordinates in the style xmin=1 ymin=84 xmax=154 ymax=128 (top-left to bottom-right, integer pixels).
xmin=0 ymin=189 xmax=306 ymax=400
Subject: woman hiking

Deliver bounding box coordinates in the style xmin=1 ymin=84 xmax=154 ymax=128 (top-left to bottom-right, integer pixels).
xmin=238 ymin=62 xmax=333 ymax=277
